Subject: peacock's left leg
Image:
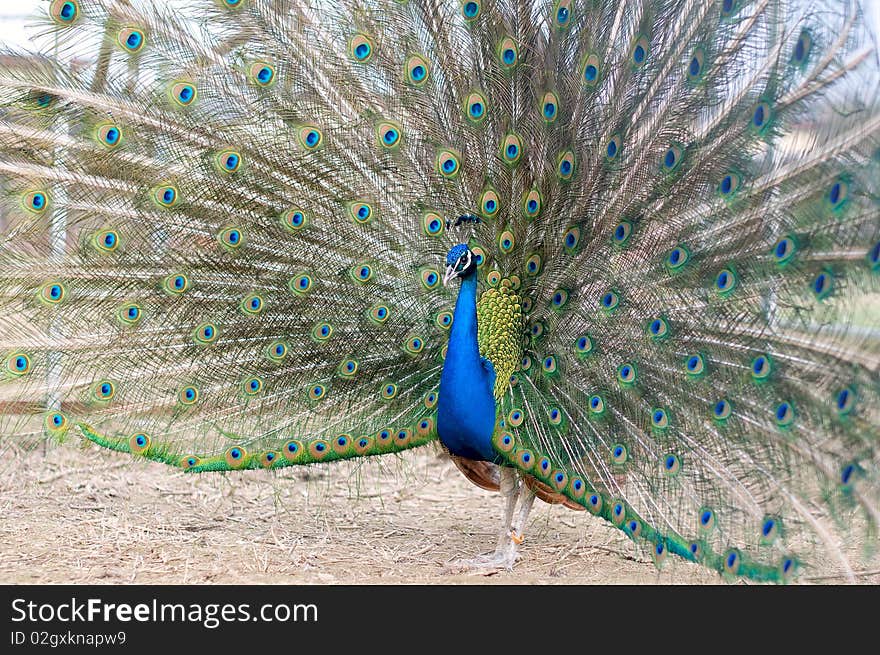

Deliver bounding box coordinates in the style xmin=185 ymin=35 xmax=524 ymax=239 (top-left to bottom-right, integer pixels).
xmin=446 ymin=467 xmax=533 ymax=573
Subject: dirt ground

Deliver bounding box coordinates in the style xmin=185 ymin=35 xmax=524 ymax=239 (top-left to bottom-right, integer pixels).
xmin=0 ymin=440 xmax=866 ymax=585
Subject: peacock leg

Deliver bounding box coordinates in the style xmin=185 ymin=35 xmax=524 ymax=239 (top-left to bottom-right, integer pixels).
xmin=445 ymin=466 xmax=522 ymax=573
xmin=509 ymin=478 xmax=536 ymax=546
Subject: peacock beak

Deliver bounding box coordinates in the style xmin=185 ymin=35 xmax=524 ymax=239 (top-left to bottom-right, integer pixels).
xmin=442 ymin=264 xmax=458 ymax=287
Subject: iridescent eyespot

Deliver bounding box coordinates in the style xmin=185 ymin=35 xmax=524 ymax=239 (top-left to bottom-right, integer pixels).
xmin=779 ymin=556 xmax=797 ymax=582
xmin=220 ymin=0 xmax=245 ymax=7
xmin=381 ymin=383 xmax=398 ymax=400
xmin=697 ymin=509 xmax=718 ymax=534
xmin=178 ymin=385 xmax=199 ymax=405
xmin=498 ymin=37 xmax=519 ymax=70
xmin=588 ymin=394 xmax=605 ymax=415
xmin=423 ymin=211 xmax=444 ymax=237
xmin=557 ymin=151 xmax=575 ymax=180
xmin=647 ymin=316 xmax=668 ymax=339
xmin=685 ymin=354 xmax=705 ymax=376
xmin=435 ymin=311 xmax=453 ymax=330
xmin=827 ymin=179 xmax=849 ymax=212
xmin=23 ymin=191 xmax=49 ymax=214
xmin=351 ymin=263 xmax=374 ymax=283
xmin=170 ymin=81 xmax=196 ymax=107
xmin=540 ymin=91 xmax=559 ymax=122
xmin=129 ymin=432 xmax=151 ymax=454
xmin=868 ymin=241 xmax=880 ymax=272
xmin=50 ymin=1 xmax=78 ymax=25
xmin=242 ymin=376 xmax=263 ymax=396
xmin=715 ymin=267 xmax=737 ymax=295
xmin=308 ymin=384 xmax=327 ymax=401
xmin=792 ymin=30 xmax=812 ymax=66
xmin=612 ymin=220 xmax=632 ymax=246
xmin=354 ymin=436 xmax=373 ymax=454
xmin=349 ymin=34 xmax=374 ymax=62
xmin=525 ymin=254 xmax=543 ymax=277
xmin=249 ymin=61 xmax=275 ymax=87
xmin=349 ymin=201 xmax=373 ymax=225
xmin=152 ymin=184 xmax=178 ymax=208
xmin=662 ymin=144 xmax=682 ymax=171
xmin=312 ymin=322 xmax=333 ymax=342
xmin=282 ymin=440 xmax=303 ymax=462
xmin=163 ymin=273 xmax=189 ymax=295
xmin=774 ymin=401 xmax=795 ymax=428
xmin=494 ymin=431 xmax=515 ymax=453
xmin=600 ymin=290 xmax=620 ymax=311
xmin=582 ymin=54 xmax=600 ymax=86
xmin=611 ymin=444 xmax=628 ymax=465
xmin=507 ymin=408 xmax=524 ymax=427
xmin=542 ymin=354 xmax=558 ymax=374
xmin=461 ymin=0 xmax=481 ymax=21
xmin=617 ymin=362 xmax=637 ymax=386
xmin=289 ymin=273 xmax=313 ymax=296
xmin=368 ymin=304 xmax=390 ymax=324
xmin=840 ymin=462 xmax=857 ymax=488
xmin=574 ymin=334 xmax=593 ymax=356
xmin=377 ymin=121 xmax=402 ymax=149
xmin=521 ymin=354 xmax=533 ymax=371
xmin=332 ymin=435 xmax=352 ymax=455
xmin=631 ymin=35 xmax=649 ymax=67
xmin=836 ymin=387 xmax=856 ymax=416
xmin=501 ymin=133 xmax=523 ymax=165
xmin=486 ymin=270 xmax=502 ymax=287
xmin=96 ymin=124 xmax=122 ymax=148
xmin=216 ymin=149 xmax=242 ymax=174
xmin=773 ymin=236 xmax=797 ymax=265
xmin=260 ymin=451 xmax=279 ymax=468
xmin=282 ymin=207 xmax=308 ymax=232
xmin=436 ymin=148 xmax=461 ymax=178
xmin=193 ymin=323 xmax=219 ymax=345
xmin=550 ymin=289 xmax=569 ymax=310
xmin=35 ymin=280 xmax=65 ymax=307
xmin=687 ymin=48 xmax=705 ymax=81
xmin=117 ymin=303 xmax=142 ymax=326
xmin=553 ymin=0 xmax=573 ymax=28
xmin=420 ymin=267 xmax=441 ymax=289
xmin=718 ymin=171 xmax=741 ymax=198
xmin=406 ymin=54 xmax=430 ymax=86
xmin=298 ymin=125 xmax=324 ymax=150
xmin=424 ymin=390 xmax=438 ymax=409
xmin=653 ymin=541 xmax=668 ymax=568
xmin=751 ymin=101 xmax=771 ymax=131
xmin=562 ymin=226 xmax=580 ymax=253
xmin=547 ymin=408 xmax=564 ymax=426
xmin=812 ymin=270 xmax=833 ymax=300
xmin=723 ymin=549 xmax=742 ymax=575
xmin=337 ymin=357 xmax=358 ymax=377
xmin=480 ymin=188 xmax=500 ymax=218
xmin=662 ymin=453 xmax=681 ymax=477
xmin=611 ymin=500 xmax=626 ymax=526
xmin=404 ymin=335 xmax=425 ymax=355
xmin=751 ymin=354 xmax=772 ymax=381
xmin=529 ymin=322 xmax=544 ymax=339
xmin=651 ymin=407 xmax=669 ymax=429
xmin=666 ymin=245 xmax=690 ymax=271
xmin=225 ymin=446 xmax=247 ymax=468
xmin=523 ymin=189 xmax=542 ymax=219
xmin=89 ymin=229 xmax=119 ymax=254
xmin=712 ymin=399 xmax=732 ymax=420
xmin=586 ymin=493 xmax=603 ymax=514
xmin=181 ymin=455 xmax=201 ymax=470
xmin=5 ymin=352 xmax=31 ymax=377
xmin=498 ymin=230 xmax=515 ymax=254
xmin=626 ymin=519 xmax=643 ymax=538
xmin=92 ymin=379 xmax=116 ymax=401
xmin=239 ymin=294 xmax=264 ymax=316
xmin=218 ymin=227 xmax=243 ymax=250
xmin=605 ymin=134 xmax=621 ymax=160
xmin=44 ymin=411 xmax=69 ymax=434
xmin=721 ymin=0 xmax=739 ymax=17
xmin=471 ymin=246 xmax=486 ymax=268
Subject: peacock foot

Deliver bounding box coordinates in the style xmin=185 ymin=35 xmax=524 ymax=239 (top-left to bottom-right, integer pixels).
xmin=444 ymin=539 xmax=521 ymax=574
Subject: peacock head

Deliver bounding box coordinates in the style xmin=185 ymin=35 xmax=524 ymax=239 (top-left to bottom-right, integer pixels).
xmin=443 ymin=243 xmax=477 ymax=286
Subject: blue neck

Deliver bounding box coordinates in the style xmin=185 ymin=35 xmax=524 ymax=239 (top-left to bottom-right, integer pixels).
xmin=437 ymin=273 xmax=499 ymax=462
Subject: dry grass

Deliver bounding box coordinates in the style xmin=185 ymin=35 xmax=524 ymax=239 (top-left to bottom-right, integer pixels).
xmin=0 ymin=441 xmax=732 ymax=585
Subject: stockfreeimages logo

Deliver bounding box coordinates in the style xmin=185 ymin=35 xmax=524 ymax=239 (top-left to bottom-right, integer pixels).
xmin=11 ymin=597 xmax=318 ymax=630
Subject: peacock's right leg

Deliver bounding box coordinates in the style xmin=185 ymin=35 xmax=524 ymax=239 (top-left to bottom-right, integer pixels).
xmin=445 ymin=466 xmax=524 ymax=573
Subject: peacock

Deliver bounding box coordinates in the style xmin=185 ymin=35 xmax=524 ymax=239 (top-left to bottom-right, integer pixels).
xmin=0 ymin=0 xmax=878 ymax=582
